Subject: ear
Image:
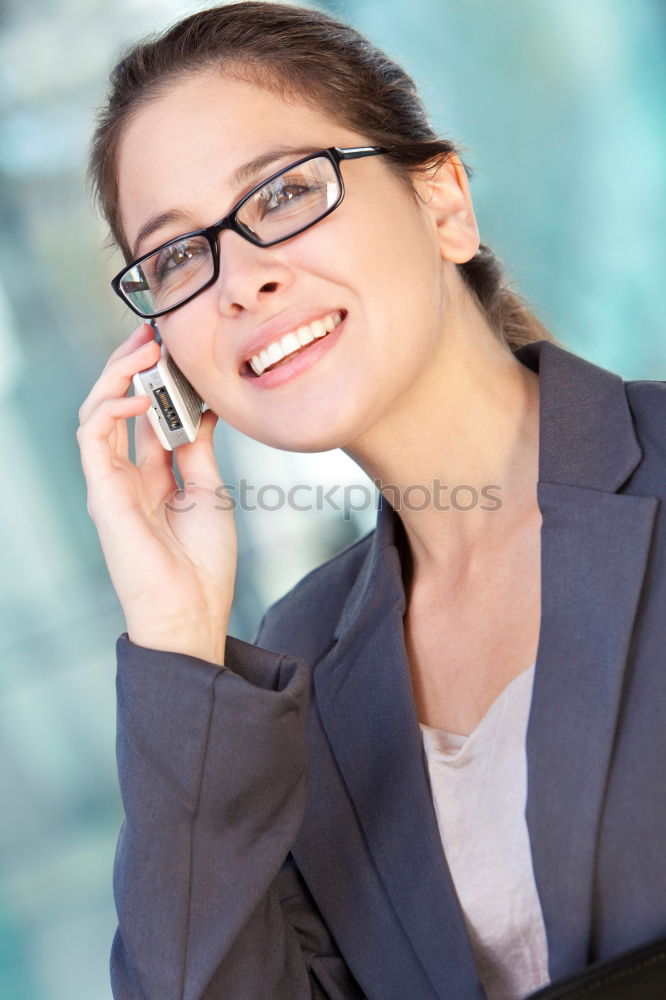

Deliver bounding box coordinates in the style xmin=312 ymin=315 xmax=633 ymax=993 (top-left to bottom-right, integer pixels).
xmin=413 ymin=154 xmax=480 ymax=264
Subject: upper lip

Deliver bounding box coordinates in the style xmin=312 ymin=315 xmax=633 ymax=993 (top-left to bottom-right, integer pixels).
xmin=238 ymin=307 xmax=346 ymax=371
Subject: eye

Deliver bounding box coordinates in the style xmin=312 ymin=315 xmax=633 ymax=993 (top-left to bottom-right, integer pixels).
xmin=152 ymin=239 xmax=208 ymax=281
xmin=254 ymin=171 xmax=328 ymax=221
xmin=259 ymin=182 xmax=310 ymax=213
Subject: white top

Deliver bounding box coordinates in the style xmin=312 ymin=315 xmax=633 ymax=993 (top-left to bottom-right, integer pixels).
xmin=419 ymin=663 xmax=551 ymax=1000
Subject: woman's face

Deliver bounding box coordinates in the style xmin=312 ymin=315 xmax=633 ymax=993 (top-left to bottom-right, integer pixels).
xmin=117 ymin=72 xmax=474 ymax=452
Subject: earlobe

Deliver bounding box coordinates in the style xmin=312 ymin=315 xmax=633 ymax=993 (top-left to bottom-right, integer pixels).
xmin=418 ymin=153 xmax=480 ymax=264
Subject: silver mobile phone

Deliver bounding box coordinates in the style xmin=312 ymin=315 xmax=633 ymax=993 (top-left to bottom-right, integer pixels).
xmin=132 ymin=322 xmax=205 ymax=450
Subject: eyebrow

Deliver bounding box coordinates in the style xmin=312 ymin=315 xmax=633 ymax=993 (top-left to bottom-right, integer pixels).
xmin=130 ymin=143 xmax=320 ymax=260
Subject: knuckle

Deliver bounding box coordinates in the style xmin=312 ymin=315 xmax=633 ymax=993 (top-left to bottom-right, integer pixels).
xmin=77 ymin=416 xmax=95 ymax=441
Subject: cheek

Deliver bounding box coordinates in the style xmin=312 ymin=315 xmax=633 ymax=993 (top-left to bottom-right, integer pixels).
xmin=350 ymin=186 xmax=438 ymax=283
xmin=355 ymin=209 xmax=443 ymax=339
xmin=314 ymin=197 xmax=438 ymax=320
xmin=157 ymin=308 xmax=221 ymax=397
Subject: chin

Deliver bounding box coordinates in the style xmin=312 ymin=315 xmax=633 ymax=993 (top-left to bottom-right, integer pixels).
xmin=245 ymin=405 xmax=360 ymax=452
xmin=237 ymin=383 xmax=367 ymax=450
xmin=253 ymin=425 xmax=352 ymax=454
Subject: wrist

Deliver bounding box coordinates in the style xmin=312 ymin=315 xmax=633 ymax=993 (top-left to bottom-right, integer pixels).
xmin=126 ymin=621 xmax=228 ymax=667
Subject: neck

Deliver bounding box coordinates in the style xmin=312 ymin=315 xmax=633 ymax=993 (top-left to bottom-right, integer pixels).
xmin=342 ymin=291 xmax=541 ymax=583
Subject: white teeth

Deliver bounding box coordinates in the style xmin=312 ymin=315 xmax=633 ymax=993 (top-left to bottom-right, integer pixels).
xmin=297 ymin=326 xmax=314 ymax=347
xmin=248 ymin=310 xmax=343 ymax=376
xmin=267 ymin=342 xmax=284 ymax=364
xmin=281 ymin=332 xmax=301 ymax=355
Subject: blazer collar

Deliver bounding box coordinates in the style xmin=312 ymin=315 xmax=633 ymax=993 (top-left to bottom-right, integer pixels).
xmin=294 ymin=339 xmax=657 ymax=994
xmin=514 ymin=338 xmax=641 ymax=490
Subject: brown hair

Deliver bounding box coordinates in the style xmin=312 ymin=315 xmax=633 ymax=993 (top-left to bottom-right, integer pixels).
xmin=89 ymin=1 xmax=556 ymax=350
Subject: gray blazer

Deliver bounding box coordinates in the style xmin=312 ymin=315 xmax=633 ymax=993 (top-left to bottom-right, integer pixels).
xmin=110 ymin=339 xmax=666 ymax=1000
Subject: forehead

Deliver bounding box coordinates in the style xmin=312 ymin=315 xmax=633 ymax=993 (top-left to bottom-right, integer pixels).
xmin=117 ymin=72 xmax=360 ymax=247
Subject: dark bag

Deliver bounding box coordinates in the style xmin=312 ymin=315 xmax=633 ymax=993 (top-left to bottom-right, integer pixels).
xmin=526 ymin=936 xmax=666 ymax=999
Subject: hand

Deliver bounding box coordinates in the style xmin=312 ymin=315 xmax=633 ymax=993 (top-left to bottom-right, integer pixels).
xmin=77 ymin=323 xmax=237 ymax=665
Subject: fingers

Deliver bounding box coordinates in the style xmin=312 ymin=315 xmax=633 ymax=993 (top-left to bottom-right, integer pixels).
xmin=103 ymin=322 xmax=154 ymax=372
xmin=77 ymin=324 xmax=163 ymax=495
xmin=105 ymin=325 xmax=156 ymax=461
xmin=78 ymin=336 xmax=161 ymax=426
xmin=77 ymin=393 xmax=151 ymax=485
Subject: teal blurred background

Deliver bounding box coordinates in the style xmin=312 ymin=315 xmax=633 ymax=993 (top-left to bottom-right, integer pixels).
xmin=0 ymin=0 xmax=663 ymax=996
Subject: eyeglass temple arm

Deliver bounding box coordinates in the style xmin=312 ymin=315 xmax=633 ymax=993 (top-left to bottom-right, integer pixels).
xmin=336 ymin=146 xmax=385 ymax=159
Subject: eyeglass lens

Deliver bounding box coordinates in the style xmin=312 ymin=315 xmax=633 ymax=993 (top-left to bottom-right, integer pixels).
xmin=119 ymin=155 xmax=341 ymax=316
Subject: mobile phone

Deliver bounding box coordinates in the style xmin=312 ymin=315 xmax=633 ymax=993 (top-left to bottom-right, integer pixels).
xmin=132 ymin=322 xmax=205 ymax=450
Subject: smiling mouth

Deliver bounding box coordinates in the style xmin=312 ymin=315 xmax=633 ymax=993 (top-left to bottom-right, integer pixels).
xmin=243 ymin=309 xmax=346 ymax=377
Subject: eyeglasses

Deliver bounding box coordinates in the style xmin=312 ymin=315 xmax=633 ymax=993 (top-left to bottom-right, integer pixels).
xmin=111 ymin=145 xmax=385 ymax=320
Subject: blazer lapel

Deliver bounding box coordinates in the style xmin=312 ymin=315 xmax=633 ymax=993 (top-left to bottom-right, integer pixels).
xmin=515 ymin=342 xmax=658 ymax=980
xmin=294 ymin=504 xmax=484 ymax=1000
xmin=303 ymin=514 xmax=484 ymax=998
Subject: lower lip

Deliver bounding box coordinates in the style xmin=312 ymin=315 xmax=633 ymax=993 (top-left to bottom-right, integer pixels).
xmin=242 ymin=313 xmax=347 ymax=390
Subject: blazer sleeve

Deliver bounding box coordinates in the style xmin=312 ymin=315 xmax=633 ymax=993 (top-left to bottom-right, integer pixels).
xmin=110 ymin=631 xmax=365 ymax=1000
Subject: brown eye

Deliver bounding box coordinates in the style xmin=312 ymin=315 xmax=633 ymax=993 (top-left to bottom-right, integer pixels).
xmin=157 ymin=241 xmax=204 ymax=273
xmin=148 ymin=239 xmax=210 ymax=286
xmin=257 ymin=182 xmax=310 ymax=218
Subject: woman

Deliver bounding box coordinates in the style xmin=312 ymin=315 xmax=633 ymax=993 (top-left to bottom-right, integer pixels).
xmin=78 ymin=3 xmax=666 ymax=998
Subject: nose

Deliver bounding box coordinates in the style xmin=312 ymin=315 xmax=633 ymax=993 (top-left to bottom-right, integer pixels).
xmin=214 ymin=228 xmax=294 ymax=316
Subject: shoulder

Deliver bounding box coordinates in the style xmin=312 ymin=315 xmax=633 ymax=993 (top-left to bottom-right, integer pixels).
xmin=254 ymin=527 xmax=375 ymax=662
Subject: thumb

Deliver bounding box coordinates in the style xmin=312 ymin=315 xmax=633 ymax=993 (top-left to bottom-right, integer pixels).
xmin=174 ymin=408 xmax=222 ymax=491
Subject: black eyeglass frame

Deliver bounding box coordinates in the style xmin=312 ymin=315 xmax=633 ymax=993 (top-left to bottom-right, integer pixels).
xmin=111 ymin=145 xmax=386 ymax=320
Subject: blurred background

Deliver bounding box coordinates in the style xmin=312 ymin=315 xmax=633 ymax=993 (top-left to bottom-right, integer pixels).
xmin=0 ymin=0 xmax=664 ymax=996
